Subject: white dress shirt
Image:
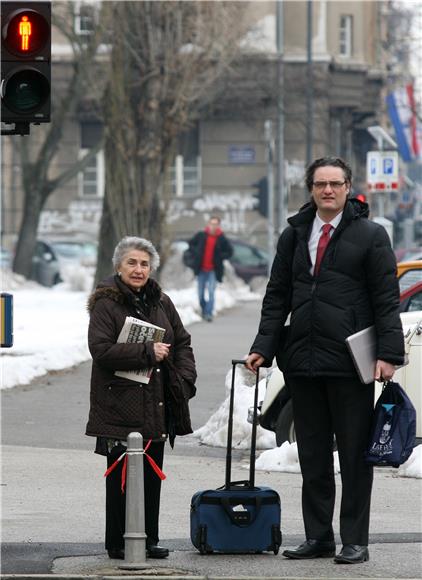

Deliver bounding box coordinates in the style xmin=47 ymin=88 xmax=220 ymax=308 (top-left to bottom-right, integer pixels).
xmin=308 ymin=212 xmax=343 ymax=275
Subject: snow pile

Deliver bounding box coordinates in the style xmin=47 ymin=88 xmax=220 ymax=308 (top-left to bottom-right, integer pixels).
xmin=398 ymin=445 xmax=422 ymax=479
xmin=193 ymin=363 xmax=276 ymax=450
xmin=1 ymin=288 xmax=90 ymax=389
xmin=255 ymin=441 xmax=340 ymax=475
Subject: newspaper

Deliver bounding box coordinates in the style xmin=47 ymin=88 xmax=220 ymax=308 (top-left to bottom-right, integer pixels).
xmin=115 ymin=316 xmax=165 ymax=384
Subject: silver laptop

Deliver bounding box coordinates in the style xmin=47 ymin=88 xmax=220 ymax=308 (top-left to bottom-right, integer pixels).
xmin=345 ymin=326 xmax=377 ymax=384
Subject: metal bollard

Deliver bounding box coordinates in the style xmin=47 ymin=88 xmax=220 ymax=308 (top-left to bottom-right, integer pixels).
xmin=119 ymin=432 xmax=148 ymax=569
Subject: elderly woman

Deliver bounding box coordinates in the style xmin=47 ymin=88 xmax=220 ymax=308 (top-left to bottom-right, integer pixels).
xmin=86 ymin=236 xmax=197 ymax=560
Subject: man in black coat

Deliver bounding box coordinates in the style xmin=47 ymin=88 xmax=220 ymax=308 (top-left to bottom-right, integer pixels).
xmin=187 ymin=216 xmax=233 ymax=322
xmin=246 ymin=157 xmax=404 ymax=564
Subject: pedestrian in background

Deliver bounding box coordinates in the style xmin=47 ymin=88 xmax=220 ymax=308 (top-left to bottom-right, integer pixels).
xmin=187 ymin=216 xmax=233 ymax=322
xmin=86 ymin=236 xmax=197 ymax=561
xmin=246 ymin=157 xmax=404 ymax=564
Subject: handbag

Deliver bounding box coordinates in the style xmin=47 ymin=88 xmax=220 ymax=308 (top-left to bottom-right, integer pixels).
xmin=183 ymin=247 xmax=196 ymax=270
xmin=365 ymin=380 xmax=416 ymax=468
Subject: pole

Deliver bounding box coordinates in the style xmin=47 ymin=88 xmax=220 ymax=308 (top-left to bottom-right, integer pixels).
xmin=119 ymin=432 xmax=148 ymax=570
xmin=377 ymin=136 xmax=385 ymax=219
xmin=265 ymin=120 xmax=275 ymax=273
xmin=306 ymin=0 xmax=313 ymax=166
xmin=277 ymin=0 xmax=287 ymax=234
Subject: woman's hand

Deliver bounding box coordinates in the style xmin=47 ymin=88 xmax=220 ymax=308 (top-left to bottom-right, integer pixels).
xmin=154 ymin=342 xmax=171 ymax=362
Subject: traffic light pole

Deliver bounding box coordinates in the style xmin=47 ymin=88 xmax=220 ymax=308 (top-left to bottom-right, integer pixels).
xmin=276 ymin=0 xmax=287 ymax=234
xmin=265 ymin=120 xmax=275 ymax=274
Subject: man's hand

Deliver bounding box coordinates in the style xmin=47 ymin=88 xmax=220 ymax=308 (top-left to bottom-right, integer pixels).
xmin=374 ymin=359 xmax=395 ymax=383
xmin=245 ymin=352 xmax=265 ymax=374
xmin=154 ymin=342 xmax=171 ymax=362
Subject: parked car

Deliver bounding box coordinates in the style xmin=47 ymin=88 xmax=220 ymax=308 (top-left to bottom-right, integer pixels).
xmin=400 ymin=281 xmax=422 ymax=313
xmin=256 ymin=311 xmax=422 ymax=445
xmin=228 ymin=239 xmax=269 ymax=282
xmin=1 ymin=248 xmax=12 ymax=269
xmin=49 ymin=240 xmax=97 ymax=267
xmin=31 ymin=240 xmax=62 ymax=287
xmin=397 ymin=260 xmax=422 ymax=293
xmin=30 ymin=239 xmax=97 ymax=287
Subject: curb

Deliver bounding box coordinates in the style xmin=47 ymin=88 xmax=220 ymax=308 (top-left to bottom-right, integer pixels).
xmin=0 ymin=570 xmax=420 ymax=580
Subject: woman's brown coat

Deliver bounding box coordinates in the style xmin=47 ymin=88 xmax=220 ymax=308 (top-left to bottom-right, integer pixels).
xmin=85 ymin=275 xmax=196 ymax=443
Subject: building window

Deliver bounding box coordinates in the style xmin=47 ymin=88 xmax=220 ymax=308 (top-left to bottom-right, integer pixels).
xmin=74 ymin=1 xmax=96 ymax=36
xmin=78 ymin=150 xmax=104 ymax=198
xmin=78 ymin=122 xmax=104 ymax=198
xmin=339 ymin=15 xmax=353 ymax=58
xmin=170 ymin=125 xmax=201 ymax=197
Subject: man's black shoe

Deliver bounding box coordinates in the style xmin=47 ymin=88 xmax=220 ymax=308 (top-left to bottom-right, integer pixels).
xmin=107 ymin=548 xmax=124 ymax=560
xmin=282 ymin=539 xmax=336 ymax=559
xmin=334 ymin=544 xmax=369 ymax=564
xmin=147 ymin=544 xmax=169 ymax=559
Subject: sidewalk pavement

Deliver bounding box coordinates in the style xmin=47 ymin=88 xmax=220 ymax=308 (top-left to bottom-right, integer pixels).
xmin=2 ymin=437 xmax=421 ymax=579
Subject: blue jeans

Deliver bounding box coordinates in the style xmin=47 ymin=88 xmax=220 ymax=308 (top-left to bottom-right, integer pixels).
xmin=197 ymin=270 xmax=217 ymax=318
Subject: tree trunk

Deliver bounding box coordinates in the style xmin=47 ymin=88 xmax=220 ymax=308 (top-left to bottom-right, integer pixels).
xmin=12 ymin=189 xmax=45 ymax=278
xmin=94 ymin=193 xmax=118 ymax=286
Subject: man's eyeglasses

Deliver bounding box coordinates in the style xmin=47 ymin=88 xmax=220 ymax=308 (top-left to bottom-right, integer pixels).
xmin=313 ymin=181 xmax=346 ymax=192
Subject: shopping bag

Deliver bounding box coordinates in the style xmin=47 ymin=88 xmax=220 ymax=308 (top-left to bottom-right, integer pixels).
xmin=365 ymin=381 xmax=416 ymax=468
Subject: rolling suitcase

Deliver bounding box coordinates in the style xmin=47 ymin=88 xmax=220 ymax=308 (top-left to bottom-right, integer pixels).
xmin=190 ymin=359 xmax=282 ymax=554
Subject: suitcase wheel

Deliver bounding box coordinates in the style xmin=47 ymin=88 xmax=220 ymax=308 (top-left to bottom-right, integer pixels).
xmin=272 ymin=524 xmax=282 ymax=555
xmin=198 ymin=525 xmax=212 ymax=555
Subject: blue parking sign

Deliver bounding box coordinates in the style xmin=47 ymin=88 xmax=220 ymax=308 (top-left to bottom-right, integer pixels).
xmin=383 ymin=158 xmax=394 ymax=175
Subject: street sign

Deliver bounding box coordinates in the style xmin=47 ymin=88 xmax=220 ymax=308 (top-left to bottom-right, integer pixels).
xmin=366 ymin=151 xmax=399 ymax=192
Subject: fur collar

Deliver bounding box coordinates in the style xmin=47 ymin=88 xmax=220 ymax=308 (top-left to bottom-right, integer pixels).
xmin=87 ymin=275 xmax=162 ymax=312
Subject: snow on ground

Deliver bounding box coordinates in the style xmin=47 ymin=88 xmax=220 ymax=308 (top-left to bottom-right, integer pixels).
xmin=0 ymin=262 xmax=259 ymax=390
xmin=1 ymin=261 xmax=421 ymax=479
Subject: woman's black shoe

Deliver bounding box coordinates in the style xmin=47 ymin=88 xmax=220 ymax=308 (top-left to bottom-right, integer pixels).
xmin=146 ymin=544 xmax=169 ymax=559
xmin=107 ymin=548 xmax=125 ymax=560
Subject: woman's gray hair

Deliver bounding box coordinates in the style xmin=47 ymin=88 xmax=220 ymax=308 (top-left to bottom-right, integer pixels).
xmin=112 ymin=236 xmax=160 ymax=272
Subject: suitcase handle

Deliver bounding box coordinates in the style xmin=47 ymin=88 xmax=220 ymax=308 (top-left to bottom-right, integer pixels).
xmin=225 ymin=359 xmax=260 ymax=490
xmin=220 ymin=495 xmax=262 ymax=527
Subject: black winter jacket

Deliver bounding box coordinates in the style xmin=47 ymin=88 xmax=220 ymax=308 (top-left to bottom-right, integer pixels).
xmin=250 ymin=199 xmax=404 ymax=379
xmin=188 ymin=230 xmax=233 ymax=282
xmin=85 ymin=275 xmax=197 ymax=444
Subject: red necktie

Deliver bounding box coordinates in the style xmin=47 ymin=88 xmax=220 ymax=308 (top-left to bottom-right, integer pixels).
xmin=314 ymin=224 xmax=333 ymax=275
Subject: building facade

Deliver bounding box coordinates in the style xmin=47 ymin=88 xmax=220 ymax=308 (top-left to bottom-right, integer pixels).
xmin=1 ymin=0 xmax=394 ymax=252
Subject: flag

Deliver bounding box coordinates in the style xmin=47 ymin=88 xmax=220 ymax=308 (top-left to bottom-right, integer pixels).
xmin=386 ymin=84 xmax=422 ymax=163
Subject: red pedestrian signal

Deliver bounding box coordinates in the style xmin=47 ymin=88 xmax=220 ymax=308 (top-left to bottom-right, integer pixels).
xmin=19 ymin=15 xmax=32 ymax=51
xmin=1 ymin=1 xmax=51 ymax=134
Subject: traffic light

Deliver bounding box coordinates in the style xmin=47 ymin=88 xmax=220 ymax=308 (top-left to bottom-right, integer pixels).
xmin=1 ymin=1 xmax=51 ymax=133
xmin=252 ymin=177 xmax=268 ymax=217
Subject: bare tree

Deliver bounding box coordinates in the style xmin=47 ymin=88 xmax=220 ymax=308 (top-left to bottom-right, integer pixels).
xmin=95 ymin=1 xmax=249 ymax=281
xmin=11 ymin=1 xmax=108 ymax=278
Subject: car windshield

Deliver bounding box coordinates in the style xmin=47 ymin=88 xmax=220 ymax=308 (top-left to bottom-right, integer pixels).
xmin=232 ymin=243 xmax=268 ymax=266
xmin=51 ymin=242 xmax=97 ymax=259
xmin=399 ymin=269 xmax=422 ymax=292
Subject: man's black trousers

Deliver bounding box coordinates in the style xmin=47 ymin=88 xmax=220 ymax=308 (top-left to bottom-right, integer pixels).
xmin=287 ymin=376 xmax=375 ymax=546
xmin=105 ymin=441 xmax=165 ymax=551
